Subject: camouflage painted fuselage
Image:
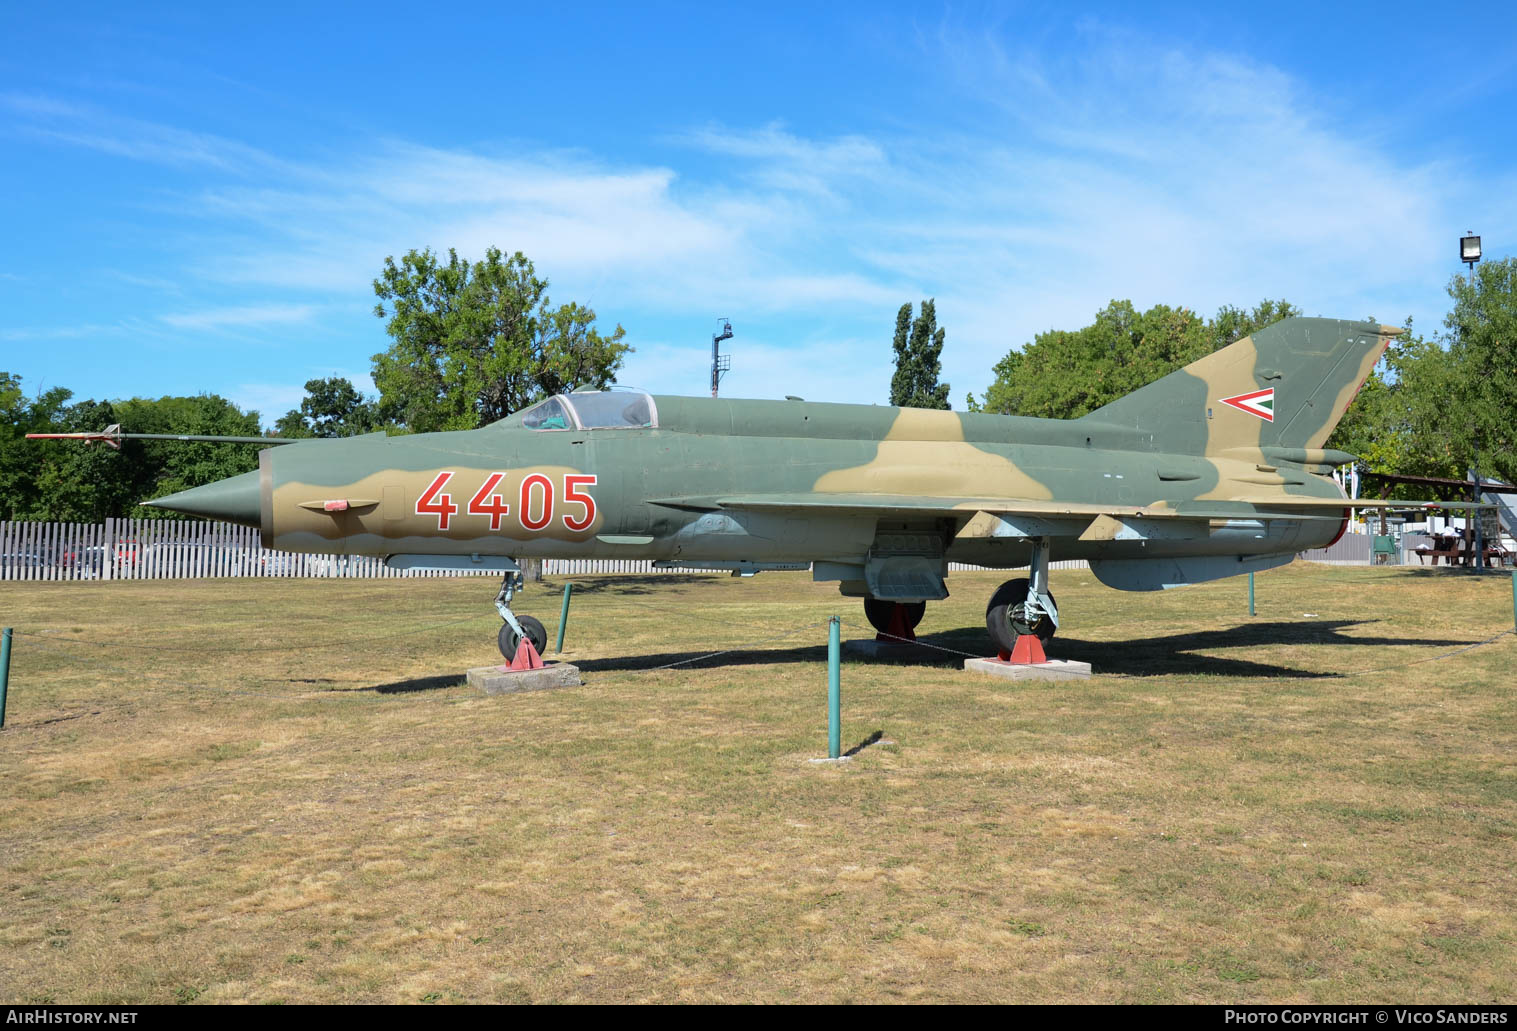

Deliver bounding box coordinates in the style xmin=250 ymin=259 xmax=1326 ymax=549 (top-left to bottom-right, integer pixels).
xmin=240 ymin=317 xmax=1393 ymax=595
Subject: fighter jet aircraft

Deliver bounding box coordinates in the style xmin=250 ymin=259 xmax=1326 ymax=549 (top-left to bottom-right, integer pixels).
xmin=107 ymin=317 xmax=1431 ymax=659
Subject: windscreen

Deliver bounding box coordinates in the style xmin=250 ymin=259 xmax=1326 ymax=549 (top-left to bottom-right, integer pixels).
xmin=562 ymin=391 xmax=656 ymax=429
xmin=520 ymin=396 xmax=574 ymax=430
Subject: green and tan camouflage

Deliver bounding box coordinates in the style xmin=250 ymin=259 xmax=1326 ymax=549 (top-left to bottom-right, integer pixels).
xmin=144 ymin=317 xmax=1423 ymax=654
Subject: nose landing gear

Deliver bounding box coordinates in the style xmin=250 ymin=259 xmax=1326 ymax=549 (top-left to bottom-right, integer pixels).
xmin=494 ymin=565 xmax=549 ymax=660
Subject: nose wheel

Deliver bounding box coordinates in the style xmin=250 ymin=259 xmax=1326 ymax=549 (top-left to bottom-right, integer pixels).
xmin=493 ymin=563 xmax=549 ymax=660
xmin=498 ymin=615 xmax=548 ymax=661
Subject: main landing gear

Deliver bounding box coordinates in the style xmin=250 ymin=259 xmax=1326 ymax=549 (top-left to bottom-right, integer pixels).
xmin=858 ymin=538 xmax=1062 ymax=657
xmin=494 ymin=566 xmax=548 ymax=661
xmin=984 ymin=536 xmax=1059 ymax=656
xmin=862 ymin=598 xmax=926 ymax=641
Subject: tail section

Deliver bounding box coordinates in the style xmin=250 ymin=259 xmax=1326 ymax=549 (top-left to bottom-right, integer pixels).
xmin=1078 ymin=317 xmax=1396 ymax=456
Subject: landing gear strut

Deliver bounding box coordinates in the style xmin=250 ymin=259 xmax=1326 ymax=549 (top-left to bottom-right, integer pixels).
xmin=985 ymin=536 xmax=1059 ymax=654
xmin=494 ymin=565 xmax=548 ymax=660
xmin=863 ymin=598 xmax=926 ymax=641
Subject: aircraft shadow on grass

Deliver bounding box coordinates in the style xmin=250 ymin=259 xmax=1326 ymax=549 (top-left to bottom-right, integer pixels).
xmin=543 ymin=574 xmax=721 ymax=596
xmin=570 ymin=619 xmax=1476 ymax=680
xmin=371 ymin=674 xmax=467 ymax=694
xmin=358 ymin=619 xmax=1478 ymax=691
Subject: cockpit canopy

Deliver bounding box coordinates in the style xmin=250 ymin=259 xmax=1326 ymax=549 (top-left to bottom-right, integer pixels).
xmin=516 ymin=390 xmax=657 ymax=431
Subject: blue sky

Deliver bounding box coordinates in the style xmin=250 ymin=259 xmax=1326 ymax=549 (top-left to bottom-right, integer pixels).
xmin=3 ymin=2 xmax=1514 ymax=425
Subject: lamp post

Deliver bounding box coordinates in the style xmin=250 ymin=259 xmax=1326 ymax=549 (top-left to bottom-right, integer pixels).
xmin=1460 ymin=233 xmax=1484 ymax=569
xmin=710 ymin=318 xmax=733 ymax=398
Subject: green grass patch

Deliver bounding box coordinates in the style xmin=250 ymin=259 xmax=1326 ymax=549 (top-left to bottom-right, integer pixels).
xmin=0 ymin=563 xmax=1514 ymax=1003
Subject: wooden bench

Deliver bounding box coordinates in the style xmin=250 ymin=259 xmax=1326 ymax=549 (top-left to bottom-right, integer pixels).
xmin=1414 ymin=542 xmax=1464 ymax=566
xmin=1413 ymin=542 xmax=1510 ymax=567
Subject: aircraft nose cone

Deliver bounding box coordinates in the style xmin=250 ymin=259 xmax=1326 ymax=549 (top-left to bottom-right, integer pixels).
xmin=142 ymin=470 xmax=261 ymax=527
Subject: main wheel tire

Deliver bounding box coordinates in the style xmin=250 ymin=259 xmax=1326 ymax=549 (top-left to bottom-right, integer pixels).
xmin=863 ymin=598 xmax=926 ymax=636
xmin=498 ymin=614 xmax=549 ymax=660
xmin=985 ymin=578 xmax=1057 ymax=654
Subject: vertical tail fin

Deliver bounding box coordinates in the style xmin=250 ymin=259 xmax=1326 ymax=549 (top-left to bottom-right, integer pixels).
xmin=1078 ymin=317 xmax=1396 ymax=456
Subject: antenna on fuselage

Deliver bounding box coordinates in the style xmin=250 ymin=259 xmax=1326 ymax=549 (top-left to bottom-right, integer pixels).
xmin=711 ymin=318 xmax=733 ymax=398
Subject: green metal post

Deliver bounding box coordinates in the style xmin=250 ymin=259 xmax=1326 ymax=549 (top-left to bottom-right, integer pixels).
xmin=1511 ymin=570 xmax=1516 ymax=634
xmin=554 ymin=582 xmax=573 ymax=654
xmin=1249 ymin=572 xmax=1255 ymax=617
xmin=827 ymin=616 xmax=841 ymax=759
xmin=0 ymin=628 xmax=11 ymax=730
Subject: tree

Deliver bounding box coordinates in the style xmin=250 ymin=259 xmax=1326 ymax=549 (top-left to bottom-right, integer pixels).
xmin=975 ymin=299 xmax=1300 ymax=419
xmin=276 ymin=377 xmax=383 ymax=439
xmin=1442 ymin=257 xmax=1517 ymax=484
xmin=371 ymin=247 xmax=630 ymax=433
xmin=0 ymin=376 xmax=266 ymax=520
xmin=114 ymin=394 xmax=266 ymax=518
xmin=0 ymin=373 xmax=73 ymax=520
xmin=32 ymin=398 xmax=141 ymax=522
xmin=889 ymin=300 xmax=951 ymax=410
xmin=1325 ymin=258 xmax=1517 ymax=499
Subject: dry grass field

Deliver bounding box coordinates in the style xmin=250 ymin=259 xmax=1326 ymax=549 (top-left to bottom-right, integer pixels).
xmin=1 ymin=562 xmax=1514 ymax=1004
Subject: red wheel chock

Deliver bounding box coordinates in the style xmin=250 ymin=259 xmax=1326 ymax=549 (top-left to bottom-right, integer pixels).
xmin=508 ymin=637 xmax=546 ymax=671
xmin=877 ymin=603 xmax=917 ymax=642
xmin=997 ymin=634 xmax=1047 ymax=665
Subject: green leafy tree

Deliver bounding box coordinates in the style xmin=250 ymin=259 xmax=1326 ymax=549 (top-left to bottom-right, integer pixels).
xmin=0 ymin=373 xmax=73 ymax=520
xmin=371 ymin=247 xmax=630 ymax=432
xmin=1321 ymin=317 xmax=1464 ymax=498
xmin=889 ymin=300 xmax=951 ymax=409
xmin=1442 ymin=257 xmax=1517 ymax=484
xmin=978 ymin=299 xmax=1300 ymax=419
xmin=276 ymin=377 xmax=384 ymax=439
xmin=1 ymin=379 xmax=264 ymax=520
xmin=32 ymin=398 xmax=141 ymax=522
xmin=114 ymin=394 xmax=266 ymax=517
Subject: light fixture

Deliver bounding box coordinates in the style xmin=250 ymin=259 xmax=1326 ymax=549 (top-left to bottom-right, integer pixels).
xmin=1461 ymin=233 xmax=1482 ymax=267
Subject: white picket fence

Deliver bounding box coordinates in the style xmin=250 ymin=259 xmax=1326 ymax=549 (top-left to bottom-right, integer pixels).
xmin=4 ymin=518 xmax=1406 ymax=583
xmin=0 ymin=518 xmax=763 ymax=581
xmin=0 ymin=518 xmax=469 ymax=581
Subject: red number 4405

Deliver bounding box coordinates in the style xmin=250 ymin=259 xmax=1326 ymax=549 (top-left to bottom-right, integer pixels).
xmin=416 ymin=472 xmax=597 ymax=533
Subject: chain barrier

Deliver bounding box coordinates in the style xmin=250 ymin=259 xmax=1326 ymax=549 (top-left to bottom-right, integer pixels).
xmin=11 ymin=612 xmax=498 ymax=654
xmin=5 ymin=633 xmax=477 ymax=709
xmin=603 ymin=619 xmax=834 ymax=675
xmin=5 ymin=568 xmax=1514 ymax=729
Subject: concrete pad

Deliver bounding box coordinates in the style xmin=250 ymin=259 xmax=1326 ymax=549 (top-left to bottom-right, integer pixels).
xmin=467 ymin=663 xmax=583 ymax=695
xmin=963 ymin=656 xmax=1092 ymax=682
xmin=843 ymin=638 xmax=924 ymax=660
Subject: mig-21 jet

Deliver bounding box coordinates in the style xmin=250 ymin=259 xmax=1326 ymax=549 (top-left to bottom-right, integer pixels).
xmin=44 ymin=317 xmax=1449 ymax=660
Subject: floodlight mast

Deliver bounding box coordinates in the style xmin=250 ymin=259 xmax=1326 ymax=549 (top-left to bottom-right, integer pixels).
xmin=711 ymin=318 xmax=734 ymax=398
xmin=1460 ymin=232 xmax=1482 ymax=271
xmin=1460 ymin=231 xmax=1485 ymax=568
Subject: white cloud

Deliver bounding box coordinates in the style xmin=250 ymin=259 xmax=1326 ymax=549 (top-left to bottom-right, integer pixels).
xmin=2 ymin=91 xmax=293 ymax=175
xmin=159 ymin=304 xmax=316 ymax=330
xmin=0 ymin=322 xmax=123 ymax=341
xmin=228 ymin=381 xmax=305 ymax=419
xmin=620 ymin=336 xmax=891 ymax=405
xmin=6 ymin=28 xmax=1488 ymax=410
